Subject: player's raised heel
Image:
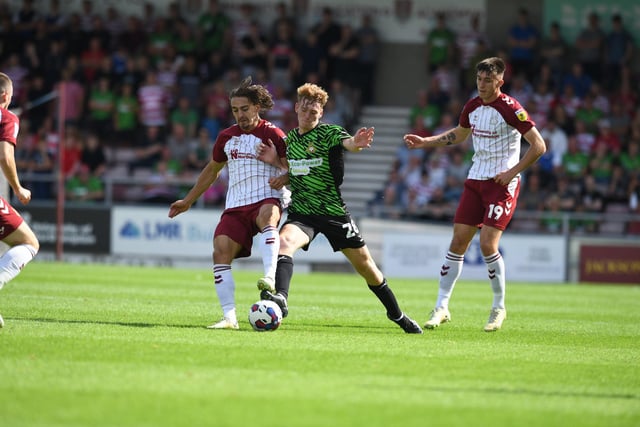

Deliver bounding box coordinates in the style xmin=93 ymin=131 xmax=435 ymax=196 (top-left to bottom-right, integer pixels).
xmin=484 ymin=308 xmax=506 ymax=332
xmin=257 ymin=277 xmax=276 ymax=293
xmin=389 ymin=313 xmax=423 ymax=334
xmin=424 ymin=307 xmax=451 ymax=329
xmin=0 ymin=313 xmax=4 ymax=328
xmin=207 ymin=317 xmax=239 ymax=330
xmin=260 ymin=290 xmax=288 ymax=318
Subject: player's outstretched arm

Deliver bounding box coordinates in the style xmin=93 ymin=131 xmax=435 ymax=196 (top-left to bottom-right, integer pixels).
xmin=404 ymin=125 xmax=470 ymax=149
xmin=168 ymin=199 xmax=190 ymax=218
xmin=343 ymin=127 xmax=374 ymax=152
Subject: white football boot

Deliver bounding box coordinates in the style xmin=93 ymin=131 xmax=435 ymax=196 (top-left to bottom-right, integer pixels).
xmin=484 ymin=308 xmax=507 ymax=332
xmin=256 ymin=277 xmax=276 ymax=293
xmin=207 ymin=317 xmax=239 ymax=330
xmin=423 ymin=307 xmax=451 ymax=329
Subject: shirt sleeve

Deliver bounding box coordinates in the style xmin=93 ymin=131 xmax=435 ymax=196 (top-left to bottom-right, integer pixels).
xmin=212 ymin=132 xmax=230 ymax=163
xmin=0 ymin=109 xmax=19 ymax=145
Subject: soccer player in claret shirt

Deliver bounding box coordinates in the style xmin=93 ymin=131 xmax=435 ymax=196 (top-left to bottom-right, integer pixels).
xmin=258 ymin=83 xmax=422 ymax=334
xmin=168 ymin=76 xmax=288 ymax=330
xmin=0 ymin=72 xmax=40 ymax=328
xmin=404 ymin=57 xmax=546 ymax=332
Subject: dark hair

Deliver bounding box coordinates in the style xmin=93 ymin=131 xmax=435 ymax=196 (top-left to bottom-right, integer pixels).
xmin=476 ymin=57 xmax=506 ymax=77
xmin=228 ymin=76 xmax=274 ymax=111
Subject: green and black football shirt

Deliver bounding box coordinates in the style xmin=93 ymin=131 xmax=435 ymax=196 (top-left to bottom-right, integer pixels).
xmin=285 ymin=123 xmax=351 ymax=216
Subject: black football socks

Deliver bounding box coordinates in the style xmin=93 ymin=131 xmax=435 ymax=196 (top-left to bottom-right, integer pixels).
xmin=275 ymin=254 xmax=293 ymax=299
xmin=368 ymin=279 xmax=402 ymax=320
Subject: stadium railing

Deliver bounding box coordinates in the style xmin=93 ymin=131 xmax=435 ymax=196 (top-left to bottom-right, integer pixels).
xmin=14 ymin=173 xmax=640 ymax=238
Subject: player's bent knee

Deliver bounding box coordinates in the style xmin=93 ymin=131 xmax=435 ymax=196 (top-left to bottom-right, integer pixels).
xmin=26 ymin=236 xmax=39 ymax=252
xmin=279 ymin=238 xmax=299 ymax=254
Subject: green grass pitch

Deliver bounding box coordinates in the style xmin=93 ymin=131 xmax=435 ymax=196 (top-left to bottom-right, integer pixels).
xmin=1 ymin=261 xmax=638 ymax=427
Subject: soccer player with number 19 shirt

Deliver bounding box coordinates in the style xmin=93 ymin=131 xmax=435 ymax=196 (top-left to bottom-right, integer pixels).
xmin=258 ymin=83 xmax=422 ymax=334
xmin=0 ymin=72 xmax=40 ymax=328
xmin=404 ymin=57 xmax=546 ymax=332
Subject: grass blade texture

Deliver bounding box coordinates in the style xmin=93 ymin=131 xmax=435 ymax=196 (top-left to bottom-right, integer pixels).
xmin=1 ymin=261 xmax=638 ymax=427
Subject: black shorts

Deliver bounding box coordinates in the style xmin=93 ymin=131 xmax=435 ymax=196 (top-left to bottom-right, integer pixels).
xmin=284 ymin=212 xmax=366 ymax=252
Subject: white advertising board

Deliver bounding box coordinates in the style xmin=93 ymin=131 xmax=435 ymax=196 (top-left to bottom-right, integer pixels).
xmin=383 ymin=231 xmax=566 ymax=282
xmin=112 ymin=206 xmax=217 ymax=256
xmin=111 ymin=206 xmax=340 ymax=262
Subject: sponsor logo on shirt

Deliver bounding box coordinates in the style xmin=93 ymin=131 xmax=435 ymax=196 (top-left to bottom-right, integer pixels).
xmin=289 ymin=158 xmax=322 ymax=175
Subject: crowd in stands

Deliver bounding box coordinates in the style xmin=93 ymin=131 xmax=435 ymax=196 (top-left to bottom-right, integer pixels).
xmin=3 ymin=0 xmax=376 ymax=205
xmin=371 ymin=8 xmax=640 ymax=235
xmin=2 ymin=1 xmax=640 ymax=234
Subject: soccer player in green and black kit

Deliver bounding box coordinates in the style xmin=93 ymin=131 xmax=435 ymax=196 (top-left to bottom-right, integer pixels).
xmin=257 ymin=83 xmax=422 ymax=334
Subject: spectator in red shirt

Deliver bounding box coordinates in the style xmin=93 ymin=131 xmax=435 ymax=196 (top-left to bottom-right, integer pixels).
xmin=593 ymin=119 xmax=621 ymax=154
xmin=81 ymin=36 xmax=107 ymax=85
xmin=56 ymin=67 xmax=85 ymax=128
xmin=60 ymin=128 xmax=83 ymax=178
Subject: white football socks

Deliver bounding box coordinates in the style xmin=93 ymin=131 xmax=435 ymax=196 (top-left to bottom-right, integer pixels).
xmin=213 ymin=264 xmax=236 ymax=322
xmin=484 ymin=252 xmax=506 ymax=309
xmin=435 ymin=251 xmax=464 ymax=309
xmin=259 ymin=225 xmax=280 ymax=280
xmin=0 ymin=244 xmax=38 ymax=290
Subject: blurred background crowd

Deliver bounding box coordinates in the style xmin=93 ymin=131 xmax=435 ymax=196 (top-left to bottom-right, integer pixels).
xmin=2 ymin=0 xmax=372 ymax=205
xmin=1 ymin=0 xmax=639 ymax=233
xmin=367 ymin=7 xmax=640 ymax=234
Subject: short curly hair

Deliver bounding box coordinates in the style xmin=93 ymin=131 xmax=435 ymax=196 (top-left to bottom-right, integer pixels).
xmin=296 ymin=83 xmax=329 ymax=108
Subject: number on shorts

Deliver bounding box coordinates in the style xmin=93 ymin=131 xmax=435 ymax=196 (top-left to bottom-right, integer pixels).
xmin=342 ymin=220 xmax=360 ymax=239
xmin=487 ymin=204 xmax=504 ymax=221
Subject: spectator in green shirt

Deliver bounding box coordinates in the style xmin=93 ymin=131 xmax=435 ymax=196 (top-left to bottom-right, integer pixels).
xmin=113 ymin=83 xmax=139 ymax=146
xmin=170 ymin=95 xmax=199 ymax=138
xmin=197 ymin=0 xmax=232 ymax=60
xmin=561 ymin=136 xmax=590 ymax=188
xmin=425 ymin=13 xmax=456 ymax=73
xmin=66 ymin=164 xmax=104 ymax=203
xmin=620 ymin=141 xmax=640 ymax=179
xmin=574 ymin=93 xmax=604 ymax=134
xmin=409 ymin=89 xmax=441 ymax=131
xmin=87 ymin=76 xmax=115 ymax=136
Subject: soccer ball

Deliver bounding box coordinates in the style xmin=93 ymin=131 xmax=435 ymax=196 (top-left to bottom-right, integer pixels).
xmin=248 ymin=300 xmax=283 ymax=332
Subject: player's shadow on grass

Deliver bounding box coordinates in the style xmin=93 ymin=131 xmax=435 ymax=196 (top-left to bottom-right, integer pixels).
xmin=11 ymin=316 xmax=411 ymax=333
xmin=389 ymin=384 xmax=639 ymax=401
xmin=11 ymin=316 xmax=206 ymax=329
xmin=285 ymin=321 xmax=409 ymax=334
